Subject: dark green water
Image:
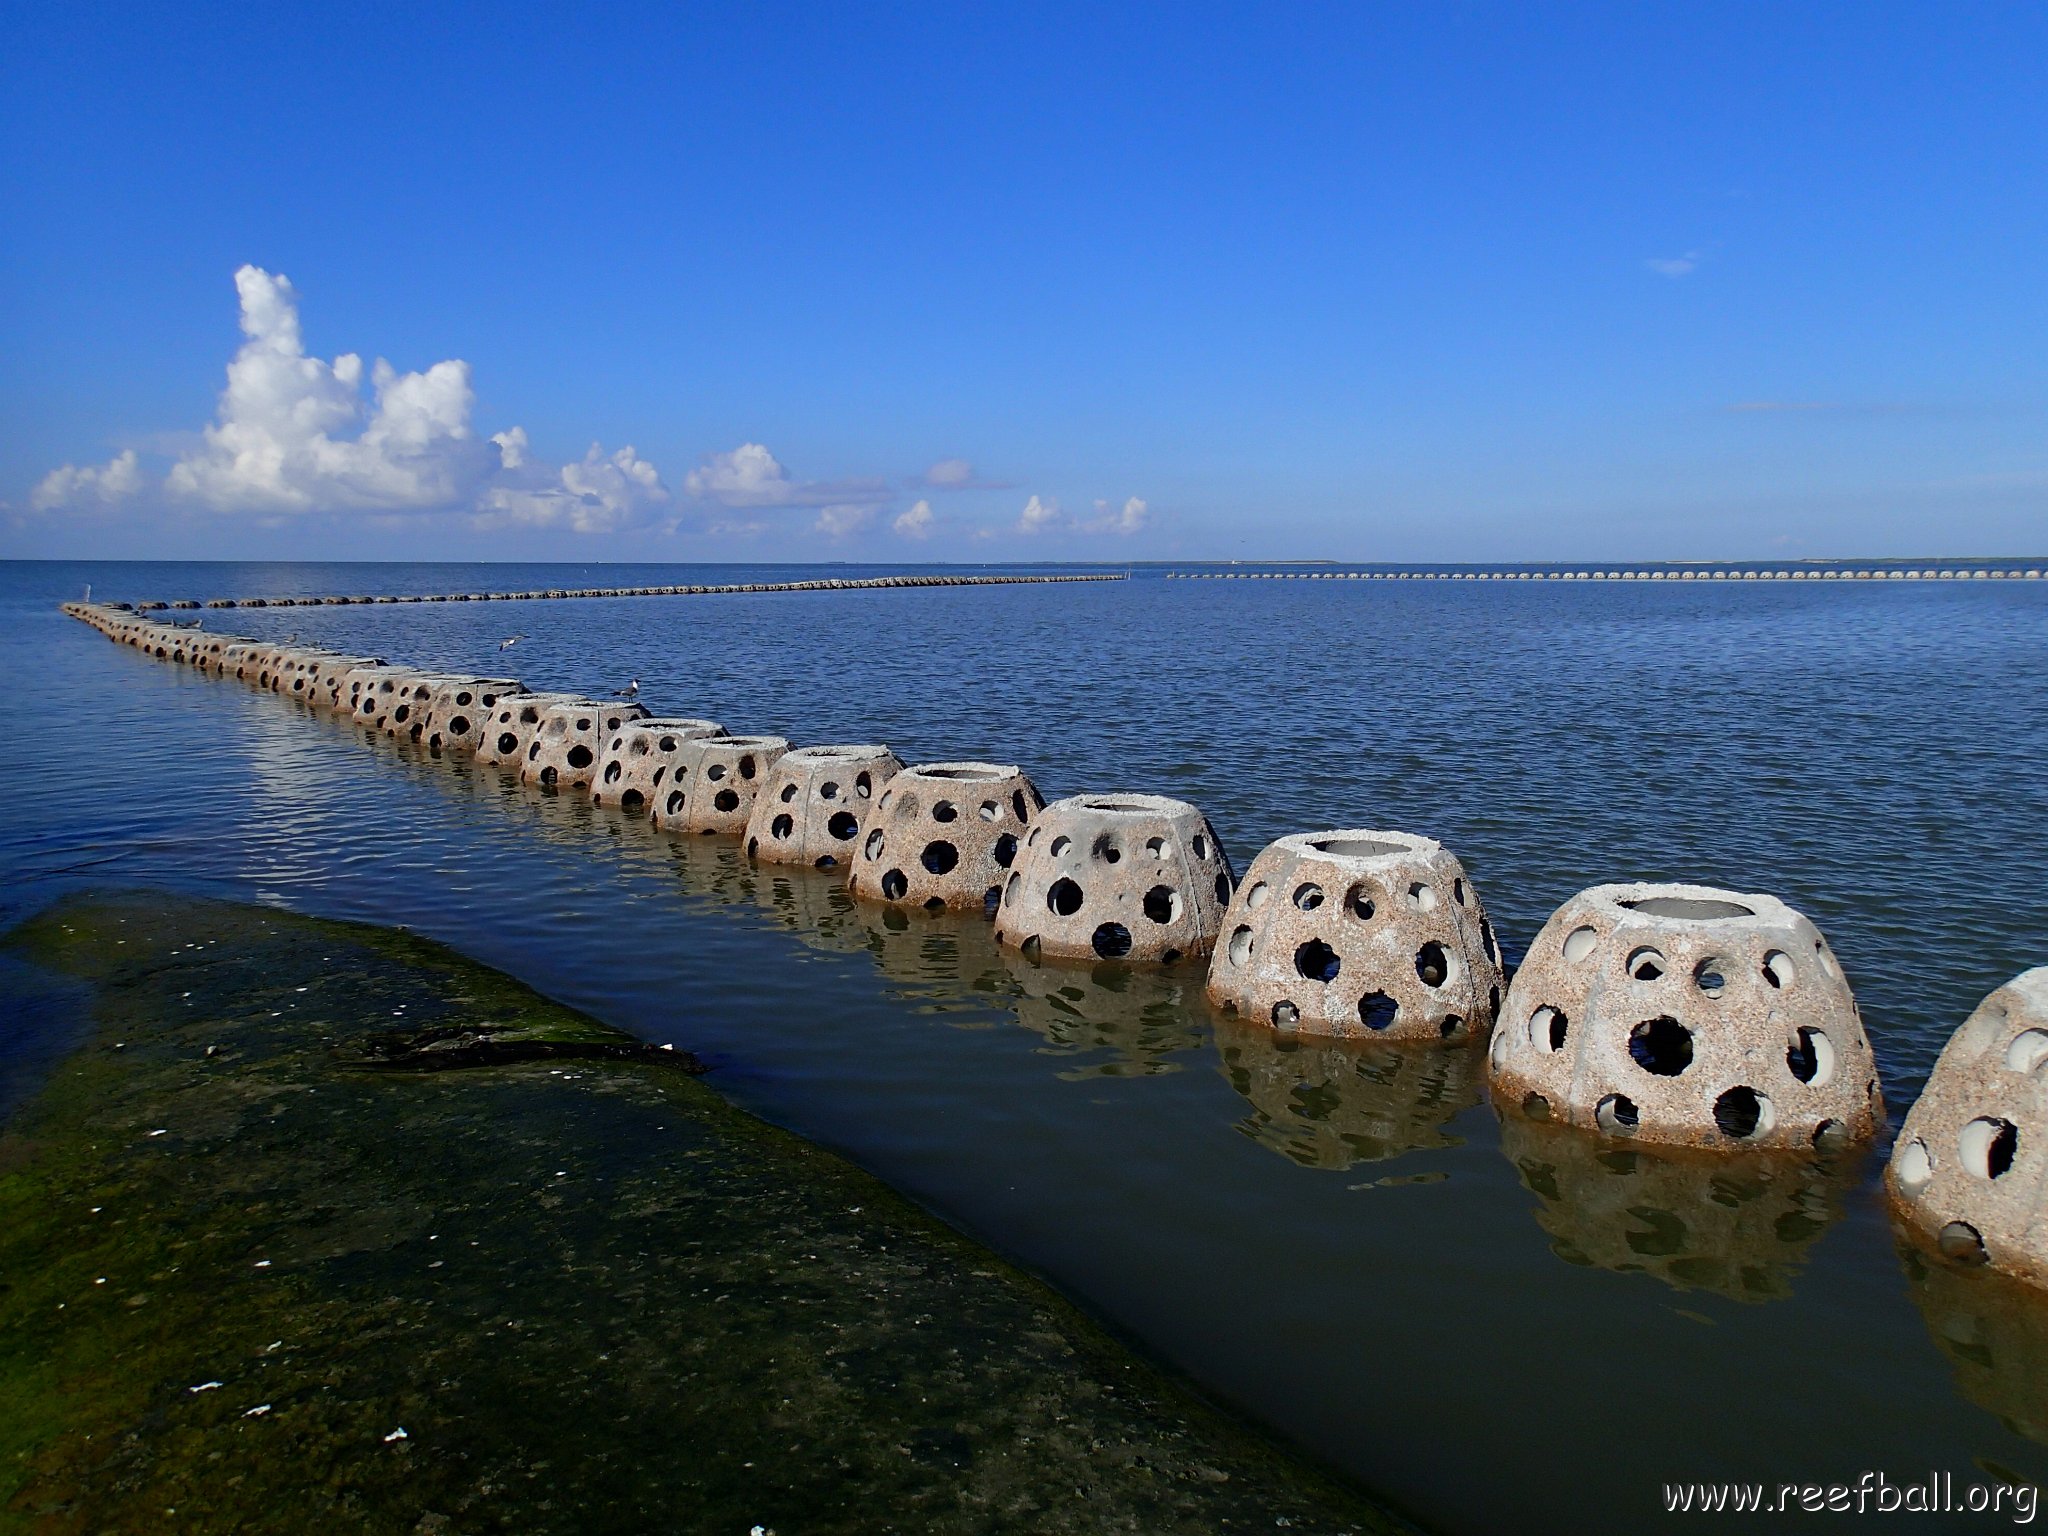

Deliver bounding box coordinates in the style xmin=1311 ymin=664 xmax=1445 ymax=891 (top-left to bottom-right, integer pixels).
xmin=5 ymin=559 xmax=2048 ymax=1533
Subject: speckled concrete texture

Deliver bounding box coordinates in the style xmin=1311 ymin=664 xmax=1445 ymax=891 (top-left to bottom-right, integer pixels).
xmin=1488 ymin=882 xmax=1881 ymax=1150
xmin=994 ymin=794 xmax=1233 ymax=964
xmin=1888 ymin=969 xmax=2048 ymax=1284
xmin=1205 ymin=829 xmax=1504 ymax=1043
xmin=744 ymin=745 xmax=902 ymax=869
xmin=849 ymin=762 xmax=1044 ymax=912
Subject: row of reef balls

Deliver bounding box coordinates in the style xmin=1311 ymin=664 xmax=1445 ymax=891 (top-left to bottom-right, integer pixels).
xmin=63 ymin=599 xmax=2048 ymax=1292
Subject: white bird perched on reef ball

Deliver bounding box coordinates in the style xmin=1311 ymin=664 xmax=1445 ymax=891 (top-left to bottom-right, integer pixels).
xmin=612 ymin=678 xmax=640 ymax=699
xmin=498 ymin=634 xmax=527 ymax=651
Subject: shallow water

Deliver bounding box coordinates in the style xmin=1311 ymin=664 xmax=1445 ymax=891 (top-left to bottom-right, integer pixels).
xmin=6 ymin=558 xmax=2048 ymax=1533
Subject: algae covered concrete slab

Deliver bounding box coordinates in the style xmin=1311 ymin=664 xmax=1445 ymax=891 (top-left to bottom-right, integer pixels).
xmin=0 ymin=893 xmax=1407 ymax=1536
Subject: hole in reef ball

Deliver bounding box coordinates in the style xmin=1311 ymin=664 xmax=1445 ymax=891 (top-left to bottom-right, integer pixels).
xmin=1143 ymin=885 xmax=1180 ymax=924
xmin=1786 ymin=1026 xmax=1836 ymax=1086
xmin=1562 ymin=926 xmax=1598 ymax=963
xmin=920 ymin=840 xmax=959 ymax=875
xmin=780 ymin=783 xmax=799 ymax=802
xmin=1939 ymin=1221 xmax=1989 ymax=1266
xmin=1626 ymin=946 xmax=1666 ymax=982
xmin=1895 ymin=1138 xmax=1933 ymax=1193
xmin=1530 ymin=1006 xmax=1568 ymax=1052
xmin=1214 ymin=872 xmax=1231 ymax=904
xmin=1049 ymin=836 xmax=1072 ymax=858
xmin=1091 ymin=922 xmax=1133 ymax=959
xmin=1407 ymin=881 xmax=1438 ymax=913
xmin=1145 ymin=836 xmax=1166 ymax=857
xmin=933 ymin=800 xmax=957 ymax=823
xmin=881 ymin=869 xmax=909 ymax=901
xmin=1713 ymin=1086 xmax=1773 ymax=1140
xmin=1246 ymin=881 xmax=1270 ymax=910
xmin=1346 ymin=884 xmax=1376 ymax=921
xmin=1414 ymin=941 xmax=1450 ymax=988
xmin=1294 ymin=939 xmax=1341 ymax=983
xmin=2007 ymin=1030 xmax=2048 ymax=1073
xmin=1694 ymin=958 xmax=1727 ymax=996
xmin=1192 ymin=835 xmax=1210 ymax=860
xmin=1763 ymin=950 xmax=1796 ymax=988
xmin=1439 ymin=1015 xmax=1464 ymax=1039
xmin=1047 ymin=878 xmax=1084 ymax=917
xmin=708 ymin=763 xmax=727 ymax=782
xmin=1960 ymin=1118 xmax=2020 ymax=1181
xmin=1596 ymin=1094 xmax=1640 ymax=1133
xmin=819 ymin=781 xmax=839 ymax=800
xmin=1628 ymin=1016 xmax=1694 ymax=1076
xmin=1272 ymin=1000 xmax=1300 ymax=1027
xmin=1228 ymin=926 xmax=1253 ymax=966
xmin=980 ymin=801 xmax=998 ymax=822
xmin=714 ymin=789 xmax=740 ymax=813
xmin=1522 ymin=1092 xmax=1552 ymax=1121
xmin=992 ymin=833 xmax=1018 ymax=867
xmin=1094 ymin=834 xmax=1122 ymax=864
xmin=771 ymin=813 xmax=795 ymax=839
xmin=865 ymin=830 xmax=885 ymax=860
xmin=1358 ymin=991 xmax=1398 ymax=1031
xmin=1293 ymin=882 xmax=1325 ymax=911
xmin=828 ymin=810 xmax=860 ymax=841
xmin=739 ymin=756 xmax=757 ymax=780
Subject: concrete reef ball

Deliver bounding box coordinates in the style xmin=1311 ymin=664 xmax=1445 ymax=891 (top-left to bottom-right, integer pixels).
xmin=347 ymin=666 xmax=428 ymax=731
xmin=1205 ymin=829 xmax=1504 ymax=1043
xmin=848 ymin=762 xmax=1045 ymax=912
xmin=377 ymin=672 xmax=466 ymax=738
xmin=649 ymin=735 xmax=791 ymax=836
xmin=995 ymin=793 xmax=1233 ymax=964
xmin=476 ymin=691 xmax=587 ymax=769
xmin=1888 ymin=969 xmax=2048 ymax=1283
xmin=744 ymin=745 xmax=903 ymax=869
xmin=419 ymin=677 xmax=526 ymax=755
xmin=1488 ymin=882 xmax=1882 ymax=1151
xmin=590 ymin=718 xmax=727 ymax=812
xmin=521 ymin=699 xmax=650 ymax=788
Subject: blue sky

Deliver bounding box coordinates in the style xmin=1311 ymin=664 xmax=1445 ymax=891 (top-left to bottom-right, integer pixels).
xmin=3 ymin=2 xmax=2043 ymax=561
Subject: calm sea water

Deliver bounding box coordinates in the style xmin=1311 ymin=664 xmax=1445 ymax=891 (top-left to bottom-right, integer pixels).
xmin=5 ymin=558 xmax=2048 ymax=1533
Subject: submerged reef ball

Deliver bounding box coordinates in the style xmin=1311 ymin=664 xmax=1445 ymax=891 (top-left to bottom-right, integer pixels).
xmin=849 ymin=762 xmax=1045 ymax=912
xmin=1205 ymin=829 xmax=1503 ymax=1042
xmin=476 ymin=691 xmax=586 ymax=769
xmin=419 ymin=677 xmax=527 ymax=755
xmin=590 ymin=718 xmax=726 ymax=812
xmin=521 ymin=699 xmax=649 ymax=790
xmin=1888 ymin=969 xmax=2048 ymax=1285
xmin=995 ymin=793 xmax=1233 ymax=964
xmin=650 ymin=735 xmax=791 ymax=836
xmin=744 ymin=745 xmax=903 ymax=870
xmin=1489 ymin=883 xmax=1881 ymax=1151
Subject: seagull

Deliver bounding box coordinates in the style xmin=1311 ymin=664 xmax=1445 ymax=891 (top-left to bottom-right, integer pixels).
xmin=611 ymin=678 xmax=640 ymax=699
xmin=83 ymin=583 xmax=92 ymax=600
xmin=498 ymin=634 xmax=528 ymax=652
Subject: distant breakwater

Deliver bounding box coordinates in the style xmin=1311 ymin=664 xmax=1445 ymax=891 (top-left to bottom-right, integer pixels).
xmin=117 ymin=571 xmax=1124 ymax=611
xmin=1169 ymin=564 xmax=2044 ymax=581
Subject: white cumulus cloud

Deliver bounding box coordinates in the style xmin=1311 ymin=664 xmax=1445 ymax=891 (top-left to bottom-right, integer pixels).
xmin=31 ymin=449 xmax=142 ymax=511
xmin=28 ymin=265 xmax=672 ymax=534
xmin=924 ymin=457 xmax=974 ymax=488
xmin=814 ymin=503 xmax=876 ymax=538
xmin=685 ymin=442 xmax=890 ymax=510
xmin=893 ymin=498 xmax=934 ymax=538
xmin=164 ymin=265 xmax=490 ymax=513
xmin=1084 ymin=496 xmax=1150 ymax=534
xmin=1016 ymin=494 xmax=1062 ymax=534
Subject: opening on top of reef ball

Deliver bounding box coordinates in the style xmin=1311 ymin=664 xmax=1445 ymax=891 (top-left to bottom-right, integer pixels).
xmin=1092 ymin=922 xmax=1133 ymax=959
xmin=1295 ymin=939 xmax=1341 ymax=983
xmin=1629 ymin=1016 xmax=1695 ymax=1076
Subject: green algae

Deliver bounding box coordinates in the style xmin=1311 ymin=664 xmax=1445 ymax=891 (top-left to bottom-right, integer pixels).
xmin=0 ymin=894 xmax=1408 ymax=1535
